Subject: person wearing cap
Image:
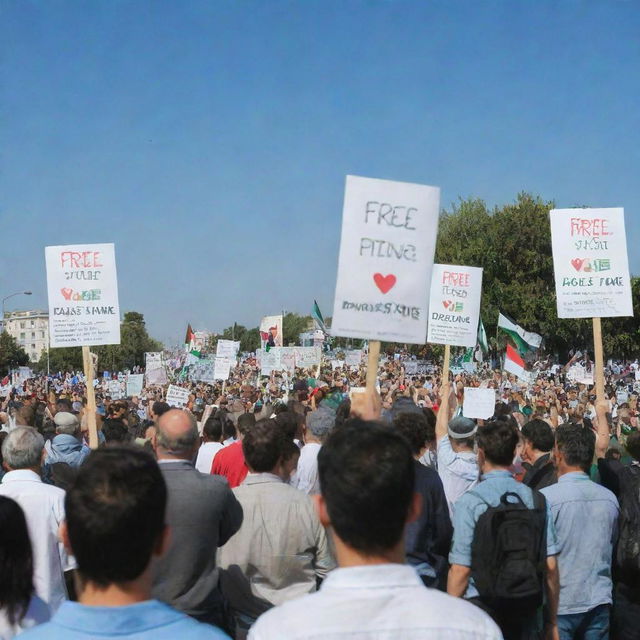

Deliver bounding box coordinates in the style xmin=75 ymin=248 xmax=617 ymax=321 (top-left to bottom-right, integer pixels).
xmin=435 ymin=385 xmax=479 ymax=517
xmin=290 ymin=408 xmax=334 ymax=495
xmin=42 ymin=412 xmax=90 ymax=487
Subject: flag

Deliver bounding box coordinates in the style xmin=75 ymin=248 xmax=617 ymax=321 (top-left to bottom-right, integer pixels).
xmin=184 ymin=323 xmax=200 ymax=358
xmin=504 ymin=344 xmax=529 ymax=382
xmin=311 ymin=300 xmax=328 ymax=334
xmin=497 ymin=313 xmax=542 ymax=354
xmin=477 ymin=318 xmax=488 ymax=353
xmin=184 ymin=323 xmax=195 ymax=349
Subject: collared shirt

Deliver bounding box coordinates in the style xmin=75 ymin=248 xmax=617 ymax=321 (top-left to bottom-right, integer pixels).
xmin=0 ymin=470 xmax=73 ymax=612
xmin=450 ymin=469 xmax=559 ymax=599
xmin=218 ymin=472 xmax=335 ymax=616
xmin=211 ymin=441 xmax=248 ymax=488
xmin=249 ymin=564 xmax=502 ymax=640
xmin=18 ymin=599 xmax=230 ymax=639
xmin=541 ymin=471 xmax=619 ymax=615
xmin=290 ymin=442 xmax=321 ymax=495
xmin=195 ymin=442 xmax=225 ymax=474
xmin=437 ymin=436 xmax=479 ymax=518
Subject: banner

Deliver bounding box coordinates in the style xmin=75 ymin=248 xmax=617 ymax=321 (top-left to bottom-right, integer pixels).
xmin=550 ymin=208 xmax=633 ymax=318
xmin=216 ymin=340 xmax=240 ymax=360
xmin=126 ymin=374 xmax=144 ymax=397
xmin=166 ymin=384 xmax=190 ymax=408
xmin=331 ymin=175 xmax=440 ymax=344
xmin=190 ymin=359 xmax=216 ymax=383
xmin=260 ymin=315 xmax=283 ymax=349
xmin=427 ymin=264 xmax=483 ymax=347
xmin=463 ymin=387 xmax=496 ymax=420
xmin=293 ymin=346 xmax=321 ymax=368
xmin=45 ymin=243 xmax=121 ymax=347
xmin=404 ymin=360 xmax=418 ymax=375
xmin=214 ymin=357 xmax=231 ymax=381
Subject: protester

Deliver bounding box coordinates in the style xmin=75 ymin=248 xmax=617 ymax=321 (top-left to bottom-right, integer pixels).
xmin=151 ymin=409 xmax=243 ymax=630
xmin=42 ymin=412 xmax=90 ymax=487
xmin=521 ymin=418 xmax=557 ymax=490
xmin=218 ymin=419 xmax=335 ymax=637
xmin=0 ymin=496 xmax=50 ymax=638
xmin=249 ymin=419 xmax=501 ymax=640
xmin=541 ymin=424 xmax=619 ymax=640
xmin=195 ymin=414 xmax=226 ymax=473
xmin=0 ymin=427 xmax=72 ymax=613
xmin=448 ymin=419 xmax=560 ymax=640
xmin=20 ymin=446 xmax=230 ymax=639
xmin=211 ymin=412 xmax=255 ymax=487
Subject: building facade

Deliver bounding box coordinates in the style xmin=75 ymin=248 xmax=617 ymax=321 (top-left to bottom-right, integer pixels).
xmin=3 ymin=310 xmax=49 ymax=363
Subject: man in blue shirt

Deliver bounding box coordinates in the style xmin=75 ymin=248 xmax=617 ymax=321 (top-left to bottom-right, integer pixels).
xmin=21 ymin=446 xmax=229 ymax=640
xmin=448 ymin=418 xmax=560 ymax=640
xmin=541 ymin=424 xmax=619 ymax=640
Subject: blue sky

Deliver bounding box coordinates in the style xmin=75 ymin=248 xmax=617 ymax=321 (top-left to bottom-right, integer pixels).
xmin=2 ymin=0 xmax=639 ymax=345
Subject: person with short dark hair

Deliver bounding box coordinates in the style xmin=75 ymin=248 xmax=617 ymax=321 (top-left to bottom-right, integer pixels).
xmin=541 ymin=424 xmax=619 ymax=640
xmin=0 ymin=496 xmax=50 ymax=637
xmin=211 ymin=413 xmax=256 ymax=487
xmin=449 ymin=419 xmax=560 ymax=639
xmin=521 ymin=419 xmax=557 ymax=490
xmin=250 ymin=420 xmax=501 ymax=640
xmin=195 ymin=416 xmax=225 ymax=473
xmin=218 ymin=419 xmax=334 ymax=636
xmin=20 ymin=446 xmax=229 ymax=639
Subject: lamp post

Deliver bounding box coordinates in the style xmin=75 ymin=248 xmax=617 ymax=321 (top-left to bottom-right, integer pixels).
xmin=1 ymin=290 xmax=32 ymax=332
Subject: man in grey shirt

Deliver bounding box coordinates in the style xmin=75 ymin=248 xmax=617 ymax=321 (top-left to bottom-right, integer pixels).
xmin=151 ymin=409 xmax=243 ymax=631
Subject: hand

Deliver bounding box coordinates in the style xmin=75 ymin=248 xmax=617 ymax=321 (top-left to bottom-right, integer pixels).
xmin=350 ymin=389 xmax=382 ymax=421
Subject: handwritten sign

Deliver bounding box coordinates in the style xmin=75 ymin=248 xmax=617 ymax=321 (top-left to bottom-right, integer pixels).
xmin=126 ymin=374 xmax=144 ymax=397
xmin=427 ymin=264 xmax=483 ymax=347
xmin=332 ymin=175 xmax=440 ymax=344
xmin=190 ymin=359 xmax=216 ymax=383
xmin=45 ymin=243 xmax=120 ymax=347
xmin=166 ymin=384 xmax=190 ymax=408
xmin=216 ymin=340 xmax=240 ymax=360
xmin=550 ymin=209 xmax=633 ymax=318
xmin=145 ymin=352 xmax=163 ymax=370
xmin=345 ymin=350 xmax=363 ymax=367
xmin=293 ymin=346 xmax=321 ymax=368
xmin=214 ymin=357 xmax=231 ymax=381
xmin=107 ymin=379 xmax=123 ymax=400
xmin=462 ymin=387 xmax=496 ymax=420
xmin=145 ymin=367 xmax=168 ymax=386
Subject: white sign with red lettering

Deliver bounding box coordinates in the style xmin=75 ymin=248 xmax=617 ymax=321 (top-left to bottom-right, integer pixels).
xmin=550 ymin=209 xmax=633 ymax=318
xmin=427 ymin=264 xmax=483 ymax=347
xmin=45 ymin=243 xmax=120 ymax=347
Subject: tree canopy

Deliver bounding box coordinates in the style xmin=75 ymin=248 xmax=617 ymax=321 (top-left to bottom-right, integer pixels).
xmin=0 ymin=332 xmax=30 ymax=374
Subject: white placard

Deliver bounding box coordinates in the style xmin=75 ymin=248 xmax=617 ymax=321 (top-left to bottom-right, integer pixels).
xmin=216 ymin=340 xmax=240 ymax=359
xmin=404 ymin=360 xmax=418 ymax=375
xmin=635 ymin=370 xmax=640 ymax=382
xmin=107 ymin=379 xmax=123 ymax=400
xmin=293 ymin=346 xmax=321 ymax=368
xmin=427 ymin=264 xmax=483 ymax=347
xmin=463 ymin=387 xmax=496 ymax=420
xmin=332 ymin=175 xmax=440 ymax=344
xmin=166 ymin=384 xmax=190 ymax=408
xmin=45 ymin=243 xmax=121 ymax=347
xmin=214 ymin=357 xmax=231 ymax=381
xmin=126 ymin=374 xmax=144 ymax=397
xmin=189 ymin=359 xmax=216 ymax=383
xmin=345 ymin=350 xmax=363 ymax=367
xmin=145 ymin=367 xmax=168 ymax=386
xmin=550 ymin=208 xmax=633 ymax=318
xmin=145 ymin=352 xmax=163 ymax=370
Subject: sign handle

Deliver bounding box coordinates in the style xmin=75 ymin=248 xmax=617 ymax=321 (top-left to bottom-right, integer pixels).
xmin=82 ymin=346 xmax=99 ymax=449
xmin=365 ymin=340 xmax=381 ymax=392
xmin=592 ymin=317 xmax=605 ymax=401
xmin=442 ymin=343 xmax=451 ymax=390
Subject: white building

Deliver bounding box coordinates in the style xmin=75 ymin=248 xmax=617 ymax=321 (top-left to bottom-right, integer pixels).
xmin=3 ymin=310 xmax=49 ymax=363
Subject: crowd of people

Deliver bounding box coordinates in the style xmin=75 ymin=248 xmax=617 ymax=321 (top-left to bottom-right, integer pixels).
xmin=0 ymin=349 xmax=639 ymax=640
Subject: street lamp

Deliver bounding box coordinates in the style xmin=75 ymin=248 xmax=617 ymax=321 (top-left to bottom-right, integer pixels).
xmin=1 ymin=290 xmax=33 ymax=331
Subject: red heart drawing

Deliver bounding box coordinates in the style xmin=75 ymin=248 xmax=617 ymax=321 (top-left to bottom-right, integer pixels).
xmin=571 ymin=258 xmax=584 ymax=271
xmin=442 ymin=300 xmax=452 ymax=309
xmin=373 ymin=273 xmax=396 ymax=294
xmin=60 ymin=288 xmax=73 ymax=300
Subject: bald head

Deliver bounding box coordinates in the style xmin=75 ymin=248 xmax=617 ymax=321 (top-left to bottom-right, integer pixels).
xmin=155 ymin=409 xmax=199 ymax=460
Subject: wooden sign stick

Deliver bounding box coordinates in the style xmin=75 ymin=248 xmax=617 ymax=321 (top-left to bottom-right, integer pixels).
xmin=365 ymin=340 xmax=381 ymax=392
xmin=82 ymin=346 xmax=99 ymax=449
xmin=592 ymin=317 xmax=605 ymax=401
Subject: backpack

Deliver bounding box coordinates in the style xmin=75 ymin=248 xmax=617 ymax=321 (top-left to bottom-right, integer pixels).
xmin=470 ymin=490 xmax=547 ymax=613
xmin=615 ymin=464 xmax=640 ymax=581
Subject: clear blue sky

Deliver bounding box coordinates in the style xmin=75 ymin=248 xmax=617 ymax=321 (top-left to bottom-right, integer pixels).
xmin=2 ymin=0 xmax=639 ymax=345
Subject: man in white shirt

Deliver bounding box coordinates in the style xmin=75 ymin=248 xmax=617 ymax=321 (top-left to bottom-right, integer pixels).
xmin=249 ymin=419 xmax=501 ymax=640
xmin=0 ymin=426 xmax=73 ymax=613
xmin=195 ymin=417 xmax=226 ymax=474
xmin=290 ymin=408 xmax=334 ymax=495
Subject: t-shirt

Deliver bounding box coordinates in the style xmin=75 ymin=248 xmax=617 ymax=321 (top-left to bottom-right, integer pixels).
xmin=211 ymin=441 xmax=248 ymax=488
xmin=195 ymin=442 xmax=225 ymax=474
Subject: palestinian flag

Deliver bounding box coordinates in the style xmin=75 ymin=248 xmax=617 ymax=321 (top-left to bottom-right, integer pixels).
xmin=311 ymin=300 xmax=328 ymax=334
xmin=477 ymin=318 xmax=488 ymax=353
xmin=504 ymin=344 xmax=529 ymax=382
xmin=497 ymin=313 xmax=542 ymax=355
xmin=184 ymin=324 xmax=200 ymax=358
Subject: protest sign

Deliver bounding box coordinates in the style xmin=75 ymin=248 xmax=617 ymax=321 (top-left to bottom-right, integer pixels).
xmin=345 ymin=350 xmax=363 ymax=367
xmin=145 ymin=352 xmax=163 ymax=370
xmin=214 ymin=357 xmax=231 ymax=381
xmin=45 ymin=243 xmax=120 ymax=347
xmin=260 ymin=349 xmax=281 ymax=376
xmin=427 ymin=264 xmax=483 ymax=348
xmin=331 ymin=175 xmax=440 ymax=345
xmin=107 ymin=379 xmax=123 ymax=400
xmin=260 ymin=315 xmax=283 ymax=349
xmin=216 ymin=340 xmax=240 ymax=360
xmin=190 ymin=359 xmax=216 ymax=383
xmin=463 ymin=387 xmax=496 ymax=420
xmin=166 ymin=384 xmax=190 ymax=408
xmin=293 ymin=346 xmax=321 ymax=368
xmin=146 ymin=367 xmax=168 ymax=386
xmin=126 ymin=374 xmax=144 ymax=397
xmin=404 ymin=360 xmax=418 ymax=375
xmin=550 ymin=209 xmax=633 ymax=319
xmin=636 ymin=370 xmax=640 ymax=382
xmin=280 ymin=348 xmax=296 ymax=373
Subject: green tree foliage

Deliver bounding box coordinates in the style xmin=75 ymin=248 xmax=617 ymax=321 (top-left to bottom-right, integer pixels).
xmin=36 ymin=346 xmax=83 ymax=373
xmin=0 ymin=331 xmax=30 ymax=373
xmin=435 ymin=193 xmax=639 ymax=357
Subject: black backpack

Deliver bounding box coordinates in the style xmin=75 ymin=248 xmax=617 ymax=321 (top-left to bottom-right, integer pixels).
xmin=470 ymin=490 xmax=547 ymax=613
xmin=615 ymin=464 xmax=640 ymax=582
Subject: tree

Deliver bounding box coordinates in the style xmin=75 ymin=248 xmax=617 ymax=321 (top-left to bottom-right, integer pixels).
xmin=435 ymin=193 xmax=639 ymax=358
xmin=35 ymin=346 xmax=83 ymax=374
xmin=0 ymin=332 xmax=29 ymax=374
